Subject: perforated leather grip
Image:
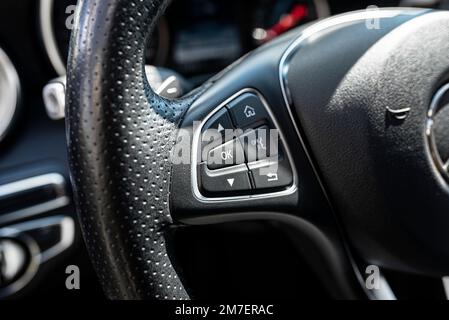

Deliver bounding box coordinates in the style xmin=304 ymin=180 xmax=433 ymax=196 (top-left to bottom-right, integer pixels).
xmin=66 ymin=0 xmax=202 ymax=299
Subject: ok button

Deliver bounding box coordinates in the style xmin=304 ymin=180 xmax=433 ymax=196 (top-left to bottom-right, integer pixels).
xmin=207 ymin=138 xmax=245 ymax=170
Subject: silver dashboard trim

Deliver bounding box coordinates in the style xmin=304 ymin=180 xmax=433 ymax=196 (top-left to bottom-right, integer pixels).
xmin=442 ymin=276 xmax=449 ymax=300
xmin=39 ymin=0 xmax=67 ymax=76
xmin=0 ymin=47 xmax=20 ymax=143
xmin=0 ymin=215 xmax=75 ymax=298
xmin=0 ymin=173 xmax=70 ymax=226
xmin=39 ymin=0 xmax=171 ymax=76
xmin=370 ymin=274 xmax=396 ymax=300
xmin=191 ymin=88 xmax=298 ymax=203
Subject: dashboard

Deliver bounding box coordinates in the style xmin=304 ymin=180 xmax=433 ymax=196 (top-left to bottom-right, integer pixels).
xmin=0 ymin=0 xmax=448 ymax=300
xmin=40 ymin=0 xmax=449 ymax=79
xmin=41 ymin=0 xmax=332 ymax=78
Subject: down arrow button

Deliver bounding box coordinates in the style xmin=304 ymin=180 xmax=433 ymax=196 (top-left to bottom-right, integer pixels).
xmin=199 ymin=164 xmax=252 ymax=195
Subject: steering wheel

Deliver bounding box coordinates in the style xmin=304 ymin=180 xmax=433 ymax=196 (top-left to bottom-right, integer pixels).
xmin=66 ymin=0 xmax=449 ymax=299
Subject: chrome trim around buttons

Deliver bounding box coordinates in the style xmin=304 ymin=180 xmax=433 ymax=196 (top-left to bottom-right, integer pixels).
xmin=0 ymin=47 xmax=20 ymax=143
xmin=247 ymin=157 xmax=280 ymax=171
xmin=202 ymin=163 xmax=249 ymax=178
xmin=0 ymin=173 xmax=70 ymax=226
xmin=191 ymin=88 xmax=298 ymax=203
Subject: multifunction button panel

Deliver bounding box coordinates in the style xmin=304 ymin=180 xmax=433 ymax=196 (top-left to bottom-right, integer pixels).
xmin=196 ymin=91 xmax=294 ymax=198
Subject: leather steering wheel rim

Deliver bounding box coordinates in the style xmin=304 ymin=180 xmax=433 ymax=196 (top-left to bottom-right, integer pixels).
xmin=66 ymin=0 xmax=206 ymax=299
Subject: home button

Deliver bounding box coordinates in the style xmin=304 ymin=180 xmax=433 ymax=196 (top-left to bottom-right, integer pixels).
xmin=227 ymin=93 xmax=270 ymax=129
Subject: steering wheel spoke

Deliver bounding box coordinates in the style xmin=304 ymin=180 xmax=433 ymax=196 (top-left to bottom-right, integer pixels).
xmin=171 ymin=82 xmax=302 ymax=222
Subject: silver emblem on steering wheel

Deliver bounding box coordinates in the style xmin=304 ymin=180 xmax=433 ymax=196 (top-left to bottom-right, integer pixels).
xmin=426 ymin=83 xmax=449 ymax=181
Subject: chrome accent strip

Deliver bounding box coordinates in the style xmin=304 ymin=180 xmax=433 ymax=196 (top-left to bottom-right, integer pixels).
xmin=442 ymin=276 xmax=449 ymax=299
xmin=39 ymin=1 xmax=170 ymax=76
xmin=39 ymin=0 xmax=67 ymax=76
xmin=247 ymin=158 xmax=280 ymax=170
xmin=191 ymin=88 xmax=298 ymax=203
xmin=0 ymin=216 xmax=75 ymax=298
xmin=0 ymin=47 xmax=20 ymax=143
xmin=18 ymin=216 xmax=75 ymax=263
xmin=313 ymin=0 xmax=331 ymax=19
xmin=279 ymin=9 xmax=406 ymax=104
xmin=279 ymin=10 xmax=409 ymax=213
xmin=277 ymin=10 xmax=416 ymax=301
xmin=203 ymin=164 xmax=249 ymax=178
xmin=0 ymin=229 xmax=40 ymax=299
xmin=40 ymin=216 xmax=75 ymax=263
xmin=0 ymin=173 xmax=70 ymax=226
xmin=277 ymin=10 xmax=413 ymax=209
xmin=371 ymin=274 xmax=396 ymax=300
xmin=426 ymin=83 xmax=449 ymax=183
xmin=182 ymin=210 xmax=396 ymax=300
